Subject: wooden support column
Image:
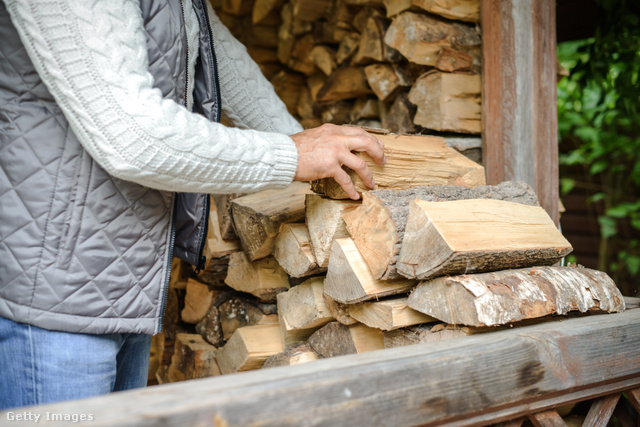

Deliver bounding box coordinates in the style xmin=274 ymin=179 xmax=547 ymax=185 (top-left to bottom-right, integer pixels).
xmin=481 ymin=0 xmax=559 ymax=224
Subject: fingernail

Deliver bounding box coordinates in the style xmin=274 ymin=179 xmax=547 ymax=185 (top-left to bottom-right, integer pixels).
xmin=377 ymin=138 xmax=384 ymax=147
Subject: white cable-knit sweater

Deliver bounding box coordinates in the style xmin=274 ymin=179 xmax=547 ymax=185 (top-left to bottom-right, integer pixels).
xmin=4 ymin=0 xmax=303 ymax=194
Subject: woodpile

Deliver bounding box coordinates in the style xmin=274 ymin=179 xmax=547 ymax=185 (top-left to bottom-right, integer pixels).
xmin=149 ymin=129 xmax=625 ymax=384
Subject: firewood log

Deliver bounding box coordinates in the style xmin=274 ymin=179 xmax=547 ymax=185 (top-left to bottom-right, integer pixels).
xmin=273 ymin=223 xmax=326 ymax=278
xmin=411 ymin=0 xmax=480 ymax=23
xmin=435 ymin=47 xmax=473 ymax=72
xmin=225 ymin=252 xmax=290 ymax=301
xmin=167 ymin=334 xmax=220 ymax=382
xmin=364 ymin=63 xmax=410 ymax=101
xmin=348 ymin=296 xmax=436 ymax=330
xmin=263 ymin=343 xmax=321 ymax=368
xmin=181 ymin=278 xmax=217 ymax=324
xmin=316 ymin=67 xmax=372 ymax=105
xmin=353 ymin=17 xmax=402 ymax=64
xmin=216 ymin=324 xmax=285 ymax=374
xmin=307 ymin=322 xmax=385 ymax=357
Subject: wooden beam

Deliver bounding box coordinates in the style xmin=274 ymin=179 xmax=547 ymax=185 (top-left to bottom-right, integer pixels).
xmin=583 ymin=393 xmax=621 ymax=427
xmin=7 ymin=309 xmax=640 ymax=427
xmin=481 ymin=0 xmax=559 ymax=224
xmin=528 ymin=410 xmax=565 ymax=427
xmin=627 ymin=388 xmax=640 ymax=413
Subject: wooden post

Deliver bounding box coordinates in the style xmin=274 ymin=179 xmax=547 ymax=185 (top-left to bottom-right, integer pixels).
xmin=481 ymin=0 xmax=559 ymax=224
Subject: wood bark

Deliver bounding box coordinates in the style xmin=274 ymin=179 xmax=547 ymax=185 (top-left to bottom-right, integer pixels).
xmin=383 ymin=323 xmax=477 ymax=348
xmin=273 ymin=223 xmax=326 ymax=277
xmin=384 ymin=11 xmax=480 ymax=66
xmin=218 ymin=298 xmax=279 ymax=342
xmin=412 ymin=0 xmax=480 ymax=23
xmin=324 ymin=237 xmax=416 ymax=304
xmin=409 ymin=70 xmax=481 ymax=134
xmin=383 ymin=92 xmax=417 ymax=134
xmin=323 ymin=293 xmax=359 ymax=325
xmin=277 ymin=277 xmax=334 ymax=347
xmin=231 ymin=181 xmax=311 ymax=260
xmin=348 ymin=296 xmax=436 ymax=331
xmin=263 ymin=343 xmax=321 ymax=368
xmin=224 ymin=252 xmax=290 ymax=301
xmin=212 ymin=194 xmax=244 ymax=241
xmin=216 ymin=324 xmax=285 ymax=374
xmin=396 ymin=199 xmax=573 ymax=280
xmin=307 ymin=322 xmax=385 ymax=358
xmin=311 ymin=131 xmax=486 ymax=200
xmin=342 ymin=181 xmax=539 ymax=280
xmin=407 ymin=266 xmax=626 ymax=327
xmin=305 ymin=194 xmax=360 ymax=268
xmin=336 ymin=32 xmax=360 ymax=64
xmin=167 ymin=334 xmax=221 ymax=382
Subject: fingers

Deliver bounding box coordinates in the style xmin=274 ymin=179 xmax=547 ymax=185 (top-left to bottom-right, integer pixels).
xmin=340 ymin=151 xmax=375 ymax=189
xmin=332 ymin=167 xmax=360 ymax=200
xmin=342 ymin=131 xmax=386 ymax=166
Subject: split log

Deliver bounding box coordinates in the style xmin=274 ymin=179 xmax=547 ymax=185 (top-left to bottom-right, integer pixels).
xmin=270 ymin=71 xmax=306 ymax=115
xmin=216 ymin=324 xmax=285 ymax=374
xmin=407 ymin=266 xmax=626 ymax=327
xmin=222 ymin=0 xmax=254 ymax=16
xmin=336 ymin=32 xmax=361 ymax=64
xmin=277 ymin=3 xmax=295 ymax=64
xmin=412 ymin=0 xmax=480 ymax=23
xmin=252 ymin=0 xmax=284 ymax=24
xmin=383 ymin=92 xmax=417 ymax=134
xmin=383 ymin=323 xmax=477 ymax=348
xmin=167 ymin=334 xmax=221 ymax=382
xmin=309 ymin=45 xmax=336 ymax=76
xmin=224 ymin=252 xmax=290 ymax=301
xmin=181 ymin=279 xmax=217 ymax=324
xmin=352 ymin=6 xmax=383 ymax=33
xmin=296 ymin=86 xmax=317 ymax=120
xmin=305 ymin=194 xmax=360 ymax=268
xmin=408 ymin=71 xmax=481 ymax=134
xmin=444 ymin=136 xmax=482 ymax=163
xmin=211 ymin=193 xmax=244 ymax=242
xmin=350 ymin=97 xmax=380 ymax=122
xmin=273 ymin=223 xmax=326 ymax=278
xmin=195 ymin=305 xmax=223 ymax=347
xmin=169 ymin=257 xmax=189 ymax=290
xmin=288 ymin=34 xmax=317 ymax=75
xmin=348 ymin=296 xmax=436 ymax=331
xmin=323 ymin=293 xmax=359 ymax=325
xmin=353 ymin=17 xmax=402 ymax=64
xmin=308 ymin=322 xmax=385 ymax=358
xmin=277 ymin=277 xmax=334 ymax=346
xmin=321 ymin=101 xmax=352 ymax=124
xmin=315 ymin=67 xmax=372 ymax=105
xmin=396 ymin=199 xmax=573 ymax=280
xmin=311 ymin=132 xmax=486 ymax=200
xmin=292 ymin=0 xmax=333 ymax=21
xmin=263 ymin=343 xmax=321 ymax=368
xmin=435 ymin=47 xmax=473 ymax=72
xmin=342 ymin=181 xmax=540 ymax=280
xmin=231 ymin=181 xmax=311 ymax=260
xmin=324 ymin=237 xmax=416 ymax=304
xmin=383 ymin=0 xmax=412 ymax=17
xmin=364 ymin=63 xmax=411 ymax=101
xmin=384 ymin=12 xmax=480 ymax=66
xmin=218 ymin=297 xmax=279 ymax=342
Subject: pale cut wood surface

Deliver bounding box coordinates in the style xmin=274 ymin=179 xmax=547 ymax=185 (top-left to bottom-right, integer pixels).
xmin=224 ymin=252 xmax=289 ymax=302
xmin=181 ymin=279 xmax=216 ymax=324
xmin=408 ymin=266 xmax=625 ymax=327
xmin=311 ymin=132 xmax=486 ymax=199
xmin=343 ymin=181 xmax=539 ymax=280
xmin=14 ymin=308 xmax=640 ymax=427
xmin=409 ymin=71 xmax=481 ymax=134
xmin=263 ymin=343 xmax=321 ymax=368
xmin=305 ymin=194 xmax=360 ymax=268
xmin=384 ymin=11 xmax=480 ymax=66
xmin=396 ymin=199 xmax=573 ymax=280
xmin=231 ymin=181 xmax=311 ymax=261
xmin=348 ymin=296 xmax=436 ymax=331
xmin=324 ymin=237 xmax=416 ymax=304
xmin=412 ymin=0 xmax=480 ymax=23
xmin=215 ymin=324 xmax=284 ymax=375
xmin=272 ymin=223 xmax=326 ymax=278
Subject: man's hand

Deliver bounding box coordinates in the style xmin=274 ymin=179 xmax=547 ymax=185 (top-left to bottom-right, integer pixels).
xmin=290 ymin=124 xmax=386 ymax=200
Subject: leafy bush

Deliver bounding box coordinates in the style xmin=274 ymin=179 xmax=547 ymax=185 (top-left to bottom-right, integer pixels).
xmin=557 ymin=1 xmax=640 ymax=295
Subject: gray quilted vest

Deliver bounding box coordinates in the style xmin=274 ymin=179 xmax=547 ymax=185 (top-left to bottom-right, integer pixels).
xmin=0 ymin=0 xmax=220 ymax=334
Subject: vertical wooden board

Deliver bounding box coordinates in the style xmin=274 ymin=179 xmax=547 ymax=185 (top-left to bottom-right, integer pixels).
xmin=481 ymin=0 xmax=559 ymax=224
xmin=583 ymin=394 xmax=621 ymax=427
xmin=528 ymin=410 xmax=566 ymax=427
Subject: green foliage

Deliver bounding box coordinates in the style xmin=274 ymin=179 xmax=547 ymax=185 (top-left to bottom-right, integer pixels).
xmin=557 ymin=0 xmax=640 ymax=294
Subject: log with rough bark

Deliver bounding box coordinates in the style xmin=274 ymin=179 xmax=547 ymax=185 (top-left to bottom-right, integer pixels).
xmin=212 ymin=194 xmax=244 ymax=241
xmin=224 ymin=252 xmax=290 ymax=301
xmin=273 ymin=223 xmax=326 ymax=277
xmin=324 ymin=237 xmax=416 ymax=304
xmin=342 ymin=181 xmax=538 ymax=280
xmin=216 ymin=324 xmax=285 ymax=374
xmin=181 ymin=279 xmax=217 ymax=324
xmin=383 ymin=323 xmax=477 ymax=348
xmin=336 ymin=32 xmax=361 ymax=64
xmin=305 ymin=194 xmax=360 ymax=268
xmin=263 ymin=343 xmax=321 ymax=368
xmin=384 ymin=11 xmax=480 ymax=66
xmin=167 ymin=334 xmax=221 ymax=382
xmin=383 ymin=92 xmax=417 ymax=134
xmin=323 ymin=293 xmax=359 ymax=325
xmin=348 ymin=296 xmax=436 ymax=331
xmin=307 ymin=322 xmax=385 ymax=358
xmin=231 ymin=181 xmax=311 ymax=260
xmin=311 ymin=132 xmax=486 ymax=199
xmin=353 ymin=16 xmax=401 ymax=64
xmin=409 ymin=70 xmax=481 ymax=134
xmin=435 ymin=47 xmax=473 ymax=72
xmin=364 ymin=63 xmax=411 ymax=101
xmin=277 ymin=277 xmax=333 ymax=346
xmin=315 ymin=66 xmax=372 ymax=105
xmin=396 ymin=199 xmax=573 ymax=280
xmin=407 ymin=266 xmax=626 ymax=327
xmin=412 ymin=0 xmax=480 ymax=23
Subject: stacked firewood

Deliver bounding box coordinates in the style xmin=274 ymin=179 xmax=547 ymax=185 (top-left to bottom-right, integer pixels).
xmin=210 ymin=0 xmax=481 ymax=135
xmin=149 ymin=131 xmax=625 ymax=383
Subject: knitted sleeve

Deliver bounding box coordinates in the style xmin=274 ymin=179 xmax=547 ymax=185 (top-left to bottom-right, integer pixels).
xmin=205 ymin=4 xmax=303 ymax=135
xmin=3 ymin=0 xmax=299 ymax=193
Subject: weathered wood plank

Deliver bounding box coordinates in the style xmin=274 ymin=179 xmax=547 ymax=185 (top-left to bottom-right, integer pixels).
xmin=627 ymin=388 xmax=640 ymax=413
xmin=11 ymin=309 xmax=640 ymax=427
xmin=582 ymin=393 xmax=621 ymax=427
xmin=408 ymin=266 xmax=625 ymax=327
xmin=482 ymin=0 xmax=559 ymax=224
xmin=528 ymin=410 xmax=566 ymax=427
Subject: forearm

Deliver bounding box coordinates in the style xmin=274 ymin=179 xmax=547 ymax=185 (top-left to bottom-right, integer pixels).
xmin=4 ymin=0 xmax=299 ymax=194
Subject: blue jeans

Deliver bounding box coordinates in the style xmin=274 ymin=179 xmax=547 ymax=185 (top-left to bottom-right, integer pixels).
xmin=0 ymin=315 xmax=152 ymax=410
